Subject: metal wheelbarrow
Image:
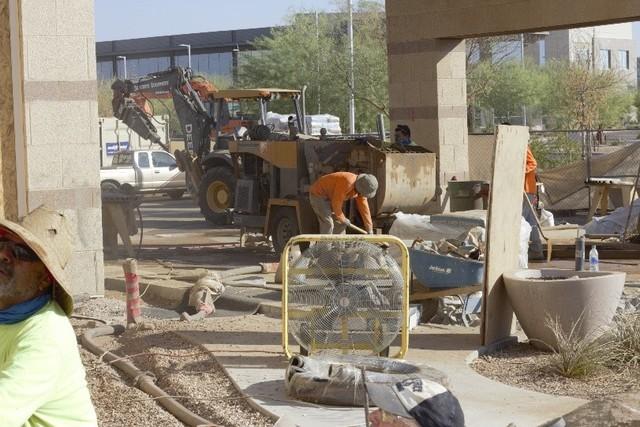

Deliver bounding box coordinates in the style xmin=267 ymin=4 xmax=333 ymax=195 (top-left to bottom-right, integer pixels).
xmin=409 ymin=242 xmax=484 ymax=325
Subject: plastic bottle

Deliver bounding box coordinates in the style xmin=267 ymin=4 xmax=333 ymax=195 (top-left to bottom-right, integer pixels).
xmin=575 ymin=235 xmax=585 ymax=271
xmin=589 ymin=245 xmax=599 ymax=272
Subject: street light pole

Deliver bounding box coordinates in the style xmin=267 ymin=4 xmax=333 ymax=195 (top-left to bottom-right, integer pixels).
xmin=520 ymin=34 xmax=527 ymax=126
xmin=178 ymin=43 xmax=192 ymax=69
xmin=117 ymin=55 xmax=127 ymax=79
xmin=347 ymin=0 xmax=356 ymax=134
xmin=232 ymin=45 xmax=240 ymax=86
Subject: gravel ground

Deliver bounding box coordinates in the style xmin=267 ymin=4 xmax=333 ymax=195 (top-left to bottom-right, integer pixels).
xmin=472 ymin=343 xmax=640 ymax=400
xmin=473 ymin=286 xmax=640 ymax=401
xmin=72 ymin=296 xmax=274 ymax=427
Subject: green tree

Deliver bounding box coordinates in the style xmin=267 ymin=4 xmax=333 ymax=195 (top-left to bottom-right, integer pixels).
xmin=470 ymin=60 xmax=544 ymax=118
xmin=540 ymin=60 xmax=630 ymax=130
xmin=239 ymin=1 xmax=387 ymax=132
xmin=97 ymin=80 xmax=114 ymax=117
xmin=597 ymin=89 xmax=634 ymax=128
xmin=530 ymin=133 xmax=582 ymax=170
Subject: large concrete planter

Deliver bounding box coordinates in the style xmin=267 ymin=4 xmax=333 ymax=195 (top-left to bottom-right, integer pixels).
xmin=503 ymin=269 xmax=625 ymax=350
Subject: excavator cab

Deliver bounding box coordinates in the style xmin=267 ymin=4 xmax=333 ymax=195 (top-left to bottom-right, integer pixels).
xmin=211 ymin=89 xmax=303 ymax=142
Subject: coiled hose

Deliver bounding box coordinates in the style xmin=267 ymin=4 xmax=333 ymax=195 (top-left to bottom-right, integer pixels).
xmin=81 ymin=325 xmax=219 ymax=427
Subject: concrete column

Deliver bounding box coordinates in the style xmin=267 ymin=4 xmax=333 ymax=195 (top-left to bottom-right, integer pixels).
xmin=0 ymin=1 xmax=18 ymax=220
xmin=387 ymin=36 xmax=469 ymax=210
xmin=3 ymin=0 xmax=103 ymax=296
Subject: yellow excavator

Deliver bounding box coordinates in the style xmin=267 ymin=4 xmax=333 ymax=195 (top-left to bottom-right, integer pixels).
xmin=111 ymin=66 xmax=304 ymax=225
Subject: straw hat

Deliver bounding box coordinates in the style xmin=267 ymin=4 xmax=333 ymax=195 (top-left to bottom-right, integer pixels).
xmin=0 ymin=206 xmax=73 ymax=315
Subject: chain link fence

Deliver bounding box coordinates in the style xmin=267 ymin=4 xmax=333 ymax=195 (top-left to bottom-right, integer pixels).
xmin=529 ymin=128 xmax=640 ymax=171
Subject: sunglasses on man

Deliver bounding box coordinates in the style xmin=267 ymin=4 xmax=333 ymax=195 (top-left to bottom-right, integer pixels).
xmin=0 ymin=238 xmax=40 ymax=262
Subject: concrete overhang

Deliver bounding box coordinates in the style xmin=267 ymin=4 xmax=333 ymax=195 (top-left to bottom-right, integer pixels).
xmin=387 ymin=0 xmax=640 ymax=40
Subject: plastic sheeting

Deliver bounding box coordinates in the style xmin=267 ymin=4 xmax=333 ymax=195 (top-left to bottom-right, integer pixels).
xmin=388 ymin=210 xmax=486 ymax=243
xmin=539 ymin=143 xmax=640 ymax=211
xmin=519 ymin=217 xmax=532 ymax=269
xmin=285 ymin=354 xmax=447 ymax=406
xmin=585 ymin=198 xmax=640 ymax=235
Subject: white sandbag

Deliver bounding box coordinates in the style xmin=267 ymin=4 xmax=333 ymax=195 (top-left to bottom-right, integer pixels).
xmin=519 ymin=216 xmax=532 ymax=269
xmin=539 ymin=208 xmax=555 ymax=227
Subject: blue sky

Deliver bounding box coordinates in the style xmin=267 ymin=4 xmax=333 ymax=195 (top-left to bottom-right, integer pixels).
xmin=95 ymin=0 xmax=343 ymax=41
xmin=95 ymin=1 xmax=639 ymax=55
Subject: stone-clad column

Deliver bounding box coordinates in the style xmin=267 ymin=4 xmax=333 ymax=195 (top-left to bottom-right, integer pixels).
xmin=2 ymin=0 xmax=103 ymax=296
xmin=0 ymin=1 xmax=18 ymax=221
xmin=386 ymin=4 xmax=469 ymax=212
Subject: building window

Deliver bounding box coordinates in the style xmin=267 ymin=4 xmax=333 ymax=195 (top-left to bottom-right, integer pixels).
xmin=599 ymin=49 xmax=611 ymax=69
xmin=175 ymin=52 xmax=233 ymax=79
xmin=618 ymin=50 xmax=629 ymax=70
xmin=97 ymin=61 xmax=114 ymax=80
xmin=121 ymin=56 xmax=171 ymax=79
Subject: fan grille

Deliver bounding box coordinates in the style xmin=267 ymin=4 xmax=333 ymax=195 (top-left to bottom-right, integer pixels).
xmin=287 ymin=241 xmax=404 ymax=355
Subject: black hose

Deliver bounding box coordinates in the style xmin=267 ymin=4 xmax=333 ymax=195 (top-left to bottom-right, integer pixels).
xmin=71 ymin=314 xmax=108 ymax=324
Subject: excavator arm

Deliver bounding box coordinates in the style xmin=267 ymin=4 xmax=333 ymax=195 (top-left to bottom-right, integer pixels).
xmin=111 ymin=67 xmax=217 ymax=158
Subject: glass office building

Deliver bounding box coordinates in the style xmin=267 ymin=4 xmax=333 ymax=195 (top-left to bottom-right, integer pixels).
xmin=96 ymin=27 xmax=273 ymax=82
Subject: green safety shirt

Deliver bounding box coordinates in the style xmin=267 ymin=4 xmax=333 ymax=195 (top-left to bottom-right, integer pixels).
xmin=0 ymin=301 xmax=97 ymax=427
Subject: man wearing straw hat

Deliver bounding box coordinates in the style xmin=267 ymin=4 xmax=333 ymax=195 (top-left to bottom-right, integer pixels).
xmin=0 ymin=206 xmax=97 ymax=426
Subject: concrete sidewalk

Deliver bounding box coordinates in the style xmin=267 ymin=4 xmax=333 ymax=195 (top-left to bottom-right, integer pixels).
xmin=173 ymin=315 xmax=585 ymax=427
xmin=103 ymin=263 xmax=588 ymax=427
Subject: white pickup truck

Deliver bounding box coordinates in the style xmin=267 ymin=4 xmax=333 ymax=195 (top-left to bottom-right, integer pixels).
xmin=100 ymin=150 xmax=187 ymax=199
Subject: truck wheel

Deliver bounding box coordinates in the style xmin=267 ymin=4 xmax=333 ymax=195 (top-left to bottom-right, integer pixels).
xmin=167 ymin=190 xmax=184 ymax=200
xmin=199 ymin=167 xmax=235 ymax=225
xmin=270 ymin=208 xmax=300 ymax=254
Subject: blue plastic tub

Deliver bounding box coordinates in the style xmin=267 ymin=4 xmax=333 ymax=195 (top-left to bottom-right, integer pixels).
xmin=409 ymin=248 xmax=484 ymax=288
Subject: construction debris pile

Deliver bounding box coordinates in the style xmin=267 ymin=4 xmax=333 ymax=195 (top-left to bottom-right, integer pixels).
xmin=426 ymin=294 xmax=483 ymax=327
xmin=618 ymin=290 xmax=640 ymax=314
xmin=412 ymin=226 xmax=486 ymax=261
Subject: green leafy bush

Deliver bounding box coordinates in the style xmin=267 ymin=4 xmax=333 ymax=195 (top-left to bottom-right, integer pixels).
xmin=530 ymin=133 xmax=582 ymax=170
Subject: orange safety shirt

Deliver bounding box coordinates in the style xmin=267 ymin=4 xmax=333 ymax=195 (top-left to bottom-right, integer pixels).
xmin=309 ymin=172 xmax=373 ymax=231
xmin=524 ymin=146 xmax=537 ymax=195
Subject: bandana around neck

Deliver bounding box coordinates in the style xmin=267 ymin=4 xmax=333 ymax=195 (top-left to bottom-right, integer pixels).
xmin=0 ymin=292 xmax=51 ymax=325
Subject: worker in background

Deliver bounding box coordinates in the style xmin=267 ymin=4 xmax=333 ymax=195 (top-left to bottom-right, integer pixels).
xmin=309 ymin=172 xmax=378 ymax=234
xmin=524 ymin=145 xmax=544 ymax=259
xmin=0 ymin=206 xmax=97 ymax=427
xmin=287 ymin=115 xmax=298 ymax=138
xmin=394 ymin=125 xmax=415 ymax=146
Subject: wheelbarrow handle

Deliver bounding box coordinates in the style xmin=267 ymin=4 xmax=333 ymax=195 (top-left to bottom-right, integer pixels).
xmin=346 ymin=222 xmax=390 ymax=250
xmin=347 ymin=222 xmax=369 ymax=235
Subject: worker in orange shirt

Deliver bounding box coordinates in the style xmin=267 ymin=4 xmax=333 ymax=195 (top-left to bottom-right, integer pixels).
xmin=523 ymin=145 xmax=543 ymax=259
xmin=309 ymin=172 xmax=378 ymax=234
